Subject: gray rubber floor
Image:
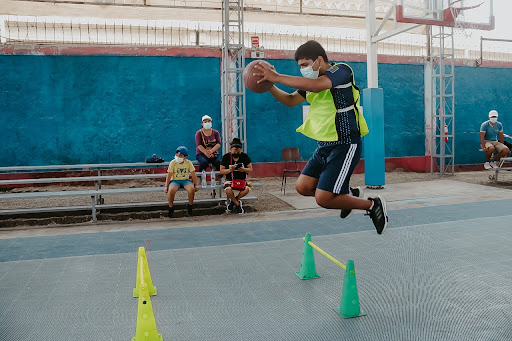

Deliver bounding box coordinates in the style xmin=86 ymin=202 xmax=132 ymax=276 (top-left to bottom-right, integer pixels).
xmin=1 ymin=200 xmax=512 ymax=341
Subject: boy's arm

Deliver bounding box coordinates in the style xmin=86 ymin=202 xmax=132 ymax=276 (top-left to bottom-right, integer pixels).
xmin=190 ymin=171 xmax=199 ymax=189
xmin=269 ymin=86 xmax=306 ymax=107
xmin=164 ymin=173 xmax=171 ymax=192
xmin=254 ymin=63 xmax=332 ymax=93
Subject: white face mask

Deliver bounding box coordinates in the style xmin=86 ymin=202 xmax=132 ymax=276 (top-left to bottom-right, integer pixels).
xmin=203 ymin=122 xmax=212 ymax=130
xmin=300 ymin=59 xmax=320 ymax=79
xmin=175 ymin=156 xmax=184 ymax=163
xmin=490 ymin=117 xmax=498 ymax=123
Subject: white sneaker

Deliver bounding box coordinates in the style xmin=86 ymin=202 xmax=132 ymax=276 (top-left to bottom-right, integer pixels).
xmin=484 ymin=162 xmax=492 ymax=170
xmin=491 ymin=161 xmax=499 ymax=169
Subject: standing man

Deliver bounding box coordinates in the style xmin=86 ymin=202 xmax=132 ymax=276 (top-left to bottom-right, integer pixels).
xmin=253 ymin=40 xmax=388 ymax=234
xmin=481 ymin=110 xmax=509 ymax=169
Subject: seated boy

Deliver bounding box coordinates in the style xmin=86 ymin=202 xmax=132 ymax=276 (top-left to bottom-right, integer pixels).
xmin=219 ymin=138 xmax=253 ymax=214
xmin=163 ymin=146 xmax=199 ymax=217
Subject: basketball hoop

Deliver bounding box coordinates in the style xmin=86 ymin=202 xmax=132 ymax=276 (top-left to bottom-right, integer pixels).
xmin=449 ymin=0 xmax=488 ymax=32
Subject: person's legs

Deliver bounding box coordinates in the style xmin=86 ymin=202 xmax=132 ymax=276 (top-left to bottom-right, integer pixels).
xmin=184 ymin=182 xmax=195 ymax=216
xmin=209 ymin=157 xmax=221 ymax=171
xmin=236 ymin=187 xmax=250 ymax=200
xmin=167 ymin=184 xmax=179 ymax=207
xmin=484 ymin=141 xmax=495 ymax=162
xmin=315 ymin=190 xmax=371 ymax=210
xmin=296 ymin=148 xmax=323 ymax=196
xmin=225 ymin=186 xmax=238 ymax=205
xmin=314 ymin=143 xmax=370 ymax=210
xmin=313 ymin=143 xmax=387 ymax=234
xmin=493 ymin=142 xmax=509 ymax=162
xmin=196 ymin=153 xmax=210 ymax=172
xmin=183 ymin=183 xmax=195 ymax=205
xmin=167 ymin=183 xmax=180 ymax=217
xmin=296 ymin=175 xmax=319 ymax=196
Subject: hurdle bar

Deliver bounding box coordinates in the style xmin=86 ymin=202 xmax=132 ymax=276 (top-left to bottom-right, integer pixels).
xmin=296 ymin=233 xmax=366 ymax=318
xmin=303 ymin=237 xmax=346 ymax=270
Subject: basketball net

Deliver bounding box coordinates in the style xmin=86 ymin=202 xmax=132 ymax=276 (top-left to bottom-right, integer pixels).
xmin=448 ymin=0 xmax=489 ymax=57
xmin=449 ymin=0 xmax=487 ymax=37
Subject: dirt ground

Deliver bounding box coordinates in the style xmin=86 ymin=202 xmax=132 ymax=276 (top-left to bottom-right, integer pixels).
xmin=1 ymin=169 xmax=511 ymax=227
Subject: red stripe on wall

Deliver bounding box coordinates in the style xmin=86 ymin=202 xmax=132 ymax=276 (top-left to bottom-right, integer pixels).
xmin=2 ymin=44 xmax=511 ymax=68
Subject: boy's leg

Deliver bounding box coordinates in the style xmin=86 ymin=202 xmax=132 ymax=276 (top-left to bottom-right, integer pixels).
xmin=184 ymin=183 xmax=195 ymax=216
xmin=484 ymin=142 xmax=495 ymax=162
xmin=315 ymin=189 xmax=371 ymax=210
xmin=167 ymin=185 xmax=179 ymax=207
xmin=235 ymin=187 xmax=250 ymax=200
xmin=183 ymin=184 xmax=195 ymax=205
xmin=225 ymin=187 xmax=239 ymax=206
xmin=494 ymin=143 xmax=510 ymax=162
xmin=296 ymin=174 xmax=319 ymax=196
xmin=296 ymin=149 xmax=323 ymax=196
xmin=167 ymin=184 xmax=179 ymax=218
xmin=313 ymin=143 xmax=387 ymax=234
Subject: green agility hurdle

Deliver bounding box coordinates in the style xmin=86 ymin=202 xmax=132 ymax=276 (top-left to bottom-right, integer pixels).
xmin=296 ymin=233 xmax=366 ymax=319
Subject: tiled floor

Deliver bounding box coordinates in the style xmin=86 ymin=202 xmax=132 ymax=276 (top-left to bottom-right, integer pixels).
xmin=1 ymin=199 xmax=512 ymax=340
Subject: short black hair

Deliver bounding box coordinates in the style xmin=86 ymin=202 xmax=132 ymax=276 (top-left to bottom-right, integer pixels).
xmin=294 ymin=40 xmax=328 ymax=63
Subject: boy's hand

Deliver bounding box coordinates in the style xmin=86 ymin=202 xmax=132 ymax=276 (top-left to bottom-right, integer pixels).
xmin=163 ymin=186 xmax=168 ymax=193
xmin=229 ymin=164 xmax=237 ymax=171
xmin=254 ymin=62 xmax=279 ymax=83
xmin=194 ymin=184 xmax=199 ymax=192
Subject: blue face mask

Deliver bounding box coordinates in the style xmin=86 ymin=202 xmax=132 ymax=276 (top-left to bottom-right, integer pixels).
xmin=300 ymin=59 xmax=320 ymax=79
xmin=175 ymin=156 xmax=184 ymax=163
xmin=490 ymin=117 xmax=498 ymax=123
xmin=203 ymin=122 xmax=212 ymax=130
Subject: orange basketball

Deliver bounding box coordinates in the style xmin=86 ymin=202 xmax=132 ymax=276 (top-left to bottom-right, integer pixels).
xmin=243 ymin=60 xmax=274 ymax=93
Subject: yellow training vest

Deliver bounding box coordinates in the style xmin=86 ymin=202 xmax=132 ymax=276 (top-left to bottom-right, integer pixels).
xmin=296 ymin=62 xmax=369 ymax=141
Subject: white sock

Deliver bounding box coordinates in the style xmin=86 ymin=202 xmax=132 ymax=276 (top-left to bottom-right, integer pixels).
xmin=368 ymin=200 xmax=374 ymax=211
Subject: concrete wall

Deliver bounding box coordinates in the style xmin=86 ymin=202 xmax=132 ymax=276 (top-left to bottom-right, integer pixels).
xmin=1 ymin=46 xmax=511 ymax=167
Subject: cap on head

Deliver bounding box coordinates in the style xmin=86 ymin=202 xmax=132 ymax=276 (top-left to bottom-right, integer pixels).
xmin=176 ymin=146 xmax=189 ymax=156
xmin=230 ymin=138 xmax=243 ymax=149
xmin=489 ymin=110 xmax=498 ymax=118
xmin=202 ymin=115 xmax=212 ymax=122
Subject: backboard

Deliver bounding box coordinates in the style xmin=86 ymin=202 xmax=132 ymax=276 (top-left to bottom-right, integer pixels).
xmin=396 ymin=0 xmax=495 ymax=30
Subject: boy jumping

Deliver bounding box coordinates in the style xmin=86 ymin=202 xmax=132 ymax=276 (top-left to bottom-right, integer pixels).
xmin=254 ymin=40 xmax=388 ymax=234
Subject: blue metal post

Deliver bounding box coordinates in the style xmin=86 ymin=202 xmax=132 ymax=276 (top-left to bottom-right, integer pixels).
xmin=363 ymin=88 xmax=385 ymax=187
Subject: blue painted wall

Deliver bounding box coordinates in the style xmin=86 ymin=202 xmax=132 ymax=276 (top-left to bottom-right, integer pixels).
xmin=0 ymin=54 xmax=510 ymax=166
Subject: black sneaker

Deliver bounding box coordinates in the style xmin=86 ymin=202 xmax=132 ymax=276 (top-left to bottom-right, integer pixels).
xmin=366 ymin=196 xmax=388 ymax=234
xmin=226 ymin=199 xmax=235 ymax=213
xmin=167 ymin=207 xmax=174 ymax=218
xmin=235 ymin=200 xmax=244 ymax=214
xmin=340 ymin=186 xmax=364 ymax=219
xmin=187 ymin=204 xmax=193 ymax=217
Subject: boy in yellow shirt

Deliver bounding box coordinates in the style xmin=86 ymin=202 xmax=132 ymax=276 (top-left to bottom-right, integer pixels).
xmin=163 ymin=146 xmax=199 ymax=217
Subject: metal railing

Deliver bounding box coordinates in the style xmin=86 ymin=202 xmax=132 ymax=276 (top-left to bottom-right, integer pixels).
xmin=1 ymin=14 xmax=512 ymax=62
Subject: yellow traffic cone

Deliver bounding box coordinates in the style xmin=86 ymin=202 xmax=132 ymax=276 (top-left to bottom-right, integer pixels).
xmin=133 ymin=247 xmax=157 ymax=298
xmin=132 ymin=284 xmax=163 ymax=341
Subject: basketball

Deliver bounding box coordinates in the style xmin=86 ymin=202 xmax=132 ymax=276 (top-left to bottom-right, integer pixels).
xmin=243 ymin=60 xmax=274 ymax=93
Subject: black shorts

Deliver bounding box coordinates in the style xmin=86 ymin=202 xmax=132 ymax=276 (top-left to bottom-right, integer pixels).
xmin=301 ymin=143 xmax=361 ymax=195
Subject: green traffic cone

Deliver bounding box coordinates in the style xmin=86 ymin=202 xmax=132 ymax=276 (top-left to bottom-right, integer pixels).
xmin=335 ymin=260 xmax=366 ymax=318
xmin=296 ymin=233 xmax=321 ymax=279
